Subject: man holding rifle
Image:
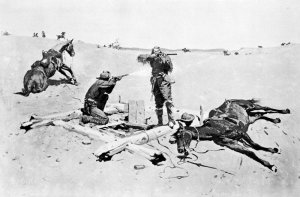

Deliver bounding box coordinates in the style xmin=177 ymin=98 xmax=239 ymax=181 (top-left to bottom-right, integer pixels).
xmin=140 ymin=46 xmax=176 ymax=128
xmin=81 ymin=70 xmax=128 ymax=125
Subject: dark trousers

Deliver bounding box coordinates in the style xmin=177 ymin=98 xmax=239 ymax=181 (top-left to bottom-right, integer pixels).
xmin=84 ymin=94 xmax=109 ymax=121
xmin=151 ymin=75 xmax=174 ymax=123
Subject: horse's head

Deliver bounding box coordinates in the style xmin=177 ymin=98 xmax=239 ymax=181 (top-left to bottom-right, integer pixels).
xmin=174 ymin=122 xmax=193 ymax=155
xmin=65 ymin=39 xmax=75 ymax=57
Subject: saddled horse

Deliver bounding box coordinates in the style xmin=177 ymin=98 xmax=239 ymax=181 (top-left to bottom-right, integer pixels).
xmin=20 ymin=39 xmax=76 ymax=96
xmin=40 ymin=39 xmax=77 ymax=84
xmin=173 ymin=99 xmax=290 ymax=171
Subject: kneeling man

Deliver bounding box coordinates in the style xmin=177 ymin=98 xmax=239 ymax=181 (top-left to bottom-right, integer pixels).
xmin=81 ymin=71 xmax=122 ymax=125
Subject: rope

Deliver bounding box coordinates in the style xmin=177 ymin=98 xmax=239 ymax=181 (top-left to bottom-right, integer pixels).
xmin=156 ymin=138 xmax=190 ymax=179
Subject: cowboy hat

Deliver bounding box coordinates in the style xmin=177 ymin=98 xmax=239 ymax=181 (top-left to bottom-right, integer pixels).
xmin=96 ymin=70 xmax=111 ymax=80
xmin=176 ymin=113 xmax=195 ymax=122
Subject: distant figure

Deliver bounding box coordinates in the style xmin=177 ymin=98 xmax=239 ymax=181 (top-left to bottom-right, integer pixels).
xmin=81 ymin=71 xmax=125 ymax=125
xmin=182 ymin=48 xmax=191 ymax=52
xmin=223 ymin=50 xmax=230 ymax=56
xmin=108 ymin=39 xmax=120 ymax=50
xmin=258 ymin=46 xmax=263 ymax=48
xmin=42 ymin=31 xmax=46 ymax=38
xmin=33 ymin=33 xmax=38 ymax=37
xmin=1 ymin=31 xmax=10 ymax=36
xmin=56 ymin=32 xmax=66 ymax=40
xmin=234 ymin=52 xmax=239 ymax=55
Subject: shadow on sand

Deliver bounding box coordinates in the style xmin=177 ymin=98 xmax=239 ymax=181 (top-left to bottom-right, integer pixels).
xmin=48 ymin=78 xmax=72 ymax=86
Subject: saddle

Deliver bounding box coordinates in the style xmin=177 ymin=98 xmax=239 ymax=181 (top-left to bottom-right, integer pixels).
xmin=40 ymin=49 xmax=63 ymax=69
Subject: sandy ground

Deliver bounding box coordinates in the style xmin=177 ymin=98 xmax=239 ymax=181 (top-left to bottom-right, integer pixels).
xmin=0 ymin=36 xmax=299 ymax=197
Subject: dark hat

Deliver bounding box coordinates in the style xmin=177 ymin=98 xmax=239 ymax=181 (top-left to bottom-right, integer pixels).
xmin=177 ymin=113 xmax=195 ymax=122
xmin=96 ymin=70 xmax=111 ymax=80
xmin=151 ymin=46 xmax=161 ymax=54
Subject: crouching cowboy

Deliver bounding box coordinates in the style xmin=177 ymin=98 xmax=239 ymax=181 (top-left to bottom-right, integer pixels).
xmin=81 ymin=71 xmax=124 ymax=125
xmin=146 ymin=46 xmax=176 ymax=128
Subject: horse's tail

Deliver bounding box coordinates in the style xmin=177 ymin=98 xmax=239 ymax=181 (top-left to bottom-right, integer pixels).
xmin=22 ymin=88 xmax=30 ymax=97
xmin=14 ymin=89 xmax=30 ymax=97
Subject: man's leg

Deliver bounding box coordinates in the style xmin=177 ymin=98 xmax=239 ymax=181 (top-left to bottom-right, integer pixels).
xmin=81 ymin=105 xmax=109 ymax=125
xmin=90 ymin=106 xmax=109 ymax=125
xmin=154 ymin=82 xmax=165 ymax=126
xmin=160 ymin=81 xmax=175 ymax=128
xmin=97 ymin=94 xmax=109 ymax=111
xmin=155 ymin=107 xmax=164 ymax=126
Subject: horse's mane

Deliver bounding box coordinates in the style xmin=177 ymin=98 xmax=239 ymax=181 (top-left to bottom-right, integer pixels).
xmin=51 ymin=41 xmax=69 ymax=51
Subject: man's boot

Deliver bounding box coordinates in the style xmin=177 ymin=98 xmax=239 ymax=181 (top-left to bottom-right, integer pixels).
xmin=156 ymin=108 xmax=163 ymax=126
xmin=166 ymin=101 xmax=175 ymax=128
xmin=89 ymin=116 xmax=109 ymax=125
xmin=80 ymin=115 xmax=109 ymax=125
xmin=72 ymin=78 xmax=79 ymax=86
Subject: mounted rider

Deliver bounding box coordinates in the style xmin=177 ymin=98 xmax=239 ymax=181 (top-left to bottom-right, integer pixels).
xmin=146 ymin=46 xmax=176 ymax=128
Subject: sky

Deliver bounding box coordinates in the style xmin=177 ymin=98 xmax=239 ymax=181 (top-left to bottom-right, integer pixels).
xmin=0 ymin=0 xmax=300 ymax=49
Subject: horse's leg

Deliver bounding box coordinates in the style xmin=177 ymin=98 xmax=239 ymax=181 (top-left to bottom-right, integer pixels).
xmin=214 ymin=137 xmax=277 ymax=171
xmin=58 ymin=67 xmax=72 ymax=80
xmin=60 ymin=64 xmax=77 ymax=83
xmin=241 ymin=133 xmax=278 ymax=153
xmin=256 ymin=116 xmax=281 ymax=124
xmin=249 ymin=114 xmax=281 ymax=124
xmin=248 ymin=105 xmax=290 ymax=114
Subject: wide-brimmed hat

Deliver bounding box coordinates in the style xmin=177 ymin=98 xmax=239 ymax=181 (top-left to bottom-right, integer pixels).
xmin=177 ymin=113 xmax=195 ymax=122
xmin=151 ymin=46 xmax=161 ymax=54
xmin=96 ymin=70 xmax=111 ymax=80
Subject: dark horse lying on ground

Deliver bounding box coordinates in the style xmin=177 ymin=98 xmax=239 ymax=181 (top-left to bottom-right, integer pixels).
xmin=20 ymin=39 xmax=76 ymax=96
xmin=173 ymin=99 xmax=290 ymax=171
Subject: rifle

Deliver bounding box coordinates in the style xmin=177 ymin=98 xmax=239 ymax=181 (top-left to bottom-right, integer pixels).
xmin=112 ymin=74 xmax=129 ymax=81
xmin=166 ymin=53 xmax=177 ymax=56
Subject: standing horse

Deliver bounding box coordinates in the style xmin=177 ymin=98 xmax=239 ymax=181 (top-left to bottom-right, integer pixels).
xmin=41 ymin=39 xmax=77 ymax=84
xmin=174 ymin=99 xmax=290 ymax=171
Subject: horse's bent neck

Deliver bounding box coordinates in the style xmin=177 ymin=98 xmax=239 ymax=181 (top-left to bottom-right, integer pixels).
xmin=186 ymin=126 xmax=213 ymax=140
xmin=51 ymin=41 xmax=68 ymax=53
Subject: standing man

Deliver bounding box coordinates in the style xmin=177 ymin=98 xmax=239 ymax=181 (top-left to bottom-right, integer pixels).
xmin=41 ymin=31 xmax=46 ymax=38
xmin=81 ymin=71 xmax=123 ymax=125
xmin=143 ymin=46 xmax=176 ymax=128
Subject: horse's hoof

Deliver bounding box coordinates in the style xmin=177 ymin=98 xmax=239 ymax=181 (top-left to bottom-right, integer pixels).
xmin=274 ymin=118 xmax=281 ymax=124
xmin=273 ymin=148 xmax=279 ymax=153
xmin=271 ymin=165 xmax=278 ymax=172
xmin=178 ymin=148 xmax=185 ymax=154
xmin=285 ymin=109 xmax=291 ymax=114
xmin=169 ymin=139 xmax=177 ymax=144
